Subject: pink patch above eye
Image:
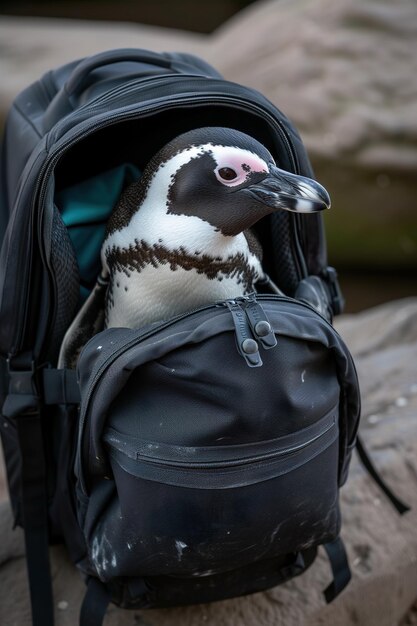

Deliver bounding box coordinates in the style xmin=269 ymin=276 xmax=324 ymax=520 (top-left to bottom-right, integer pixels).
xmin=214 ymin=150 xmax=269 ymax=186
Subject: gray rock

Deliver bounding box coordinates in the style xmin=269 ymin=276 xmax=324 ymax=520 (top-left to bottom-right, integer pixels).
xmin=212 ymin=0 xmax=417 ymax=169
xmin=207 ymin=0 xmax=417 ymax=269
xmin=1 ymin=298 xmax=417 ymax=625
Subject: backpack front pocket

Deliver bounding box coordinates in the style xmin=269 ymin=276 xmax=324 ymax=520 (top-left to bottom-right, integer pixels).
xmin=74 ymin=297 xmax=359 ymax=584
xmin=81 ymin=409 xmax=340 ymax=581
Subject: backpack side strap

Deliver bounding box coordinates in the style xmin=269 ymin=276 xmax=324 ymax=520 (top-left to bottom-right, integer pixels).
xmin=79 ymin=578 xmax=112 ymax=626
xmin=323 ymin=537 xmax=351 ymax=603
xmin=355 ymin=435 xmax=410 ymax=514
xmin=42 ymin=367 xmax=80 ymax=405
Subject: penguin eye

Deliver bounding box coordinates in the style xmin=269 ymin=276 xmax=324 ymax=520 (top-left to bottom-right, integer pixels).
xmin=218 ymin=167 xmax=238 ymax=181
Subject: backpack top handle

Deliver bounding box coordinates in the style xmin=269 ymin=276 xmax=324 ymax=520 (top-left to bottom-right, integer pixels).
xmin=64 ymin=48 xmax=174 ymax=97
xmin=43 ymin=48 xmax=178 ymax=132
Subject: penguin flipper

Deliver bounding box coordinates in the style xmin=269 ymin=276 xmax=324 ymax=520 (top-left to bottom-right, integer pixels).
xmin=58 ymin=278 xmax=107 ymax=369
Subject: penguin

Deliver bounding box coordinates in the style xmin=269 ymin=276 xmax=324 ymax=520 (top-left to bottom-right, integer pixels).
xmin=58 ymin=127 xmax=330 ymax=368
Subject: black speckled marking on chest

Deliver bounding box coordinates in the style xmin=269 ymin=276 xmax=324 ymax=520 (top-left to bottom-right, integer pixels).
xmin=105 ymin=239 xmax=259 ymax=309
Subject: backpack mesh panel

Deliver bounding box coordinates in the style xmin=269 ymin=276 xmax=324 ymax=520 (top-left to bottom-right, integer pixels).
xmin=270 ymin=212 xmax=300 ymax=296
xmin=46 ymin=206 xmax=80 ymax=363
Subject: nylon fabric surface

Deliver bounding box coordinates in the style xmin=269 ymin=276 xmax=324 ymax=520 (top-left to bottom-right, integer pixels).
xmin=47 ymin=207 xmax=80 ymax=363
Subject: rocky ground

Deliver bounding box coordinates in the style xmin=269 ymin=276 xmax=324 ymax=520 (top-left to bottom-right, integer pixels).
xmin=1 ymin=296 xmax=416 ymax=625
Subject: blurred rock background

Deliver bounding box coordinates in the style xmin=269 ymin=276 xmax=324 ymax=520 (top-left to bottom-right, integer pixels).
xmin=1 ymin=0 xmax=416 ymax=312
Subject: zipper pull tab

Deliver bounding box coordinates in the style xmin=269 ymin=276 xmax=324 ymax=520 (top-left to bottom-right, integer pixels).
xmin=241 ymin=295 xmax=277 ymax=350
xmin=225 ymin=301 xmax=263 ymax=368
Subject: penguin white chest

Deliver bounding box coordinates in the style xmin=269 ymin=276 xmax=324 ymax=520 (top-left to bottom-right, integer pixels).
xmin=105 ymin=243 xmax=262 ymax=329
xmin=101 ymin=138 xmax=269 ymax=328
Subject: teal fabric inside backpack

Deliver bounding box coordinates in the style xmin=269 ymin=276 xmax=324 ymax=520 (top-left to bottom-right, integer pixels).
xmin=56 ymin=163 xmax=140 ymax=302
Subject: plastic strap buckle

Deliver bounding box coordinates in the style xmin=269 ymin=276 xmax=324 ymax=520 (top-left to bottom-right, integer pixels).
xmin=322 ymin=266 xmax=345 ymax=316
xmin=2 ymin=355 xmax=38 ymax=418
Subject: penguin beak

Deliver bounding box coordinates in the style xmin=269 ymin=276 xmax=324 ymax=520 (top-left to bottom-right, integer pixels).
xmin=247 ymin=165 xmax=331 ymax=213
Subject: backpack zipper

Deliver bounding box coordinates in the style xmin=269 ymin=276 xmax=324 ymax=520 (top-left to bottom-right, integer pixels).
xmin=235 ymin=293 xmax=278 ymax=350
xmin=223 ymin=294 xmax=277 ymax=367
xmin=103 ymin=415 xmax=337 ymax=471
xmin=46 ymin=75 xmax=299 ymax=174
xmin=67 ymin=73 xmax=208 ymax=112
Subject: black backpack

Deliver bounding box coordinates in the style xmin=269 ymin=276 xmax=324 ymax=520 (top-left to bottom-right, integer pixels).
xmin=0 ymin=48 xmax=407 ymax=626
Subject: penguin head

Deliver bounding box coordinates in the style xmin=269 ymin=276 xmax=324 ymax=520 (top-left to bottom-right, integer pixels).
xmin=159 ymin=127 xmax=330 ymax=236
xmin=104 ymin=127 xmax=331 ymax=256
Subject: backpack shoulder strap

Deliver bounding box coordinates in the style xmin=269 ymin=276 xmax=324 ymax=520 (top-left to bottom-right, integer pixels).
xmin=1 ymin=354 xmax=54 ymax=626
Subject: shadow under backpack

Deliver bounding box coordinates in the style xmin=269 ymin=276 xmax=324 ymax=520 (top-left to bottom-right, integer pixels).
xmin=0 ymin=49 xmax=408 ymax=626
